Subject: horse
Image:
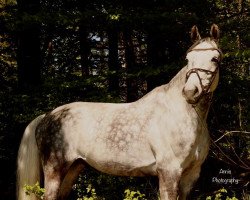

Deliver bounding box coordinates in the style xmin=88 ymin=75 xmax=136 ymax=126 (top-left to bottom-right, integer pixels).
xmin=17 ymin=24 xmax=222 ymax=200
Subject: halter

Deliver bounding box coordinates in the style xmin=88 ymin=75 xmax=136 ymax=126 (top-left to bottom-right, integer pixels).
xmin=185 ymin=46 xmax=222 ymax=102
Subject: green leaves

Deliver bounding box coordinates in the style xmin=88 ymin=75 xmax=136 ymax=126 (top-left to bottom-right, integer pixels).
xmin=205 ymin=188 xmax=239 ymax=200
xmin=24 ymin=182 xmax=45 ymax=200
xmin=124 ymin=189 xmax=146 ymax=200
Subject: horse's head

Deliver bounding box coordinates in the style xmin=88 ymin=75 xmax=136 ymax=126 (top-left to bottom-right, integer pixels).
xmin=182 ymin=24 xmax=222 ymax=104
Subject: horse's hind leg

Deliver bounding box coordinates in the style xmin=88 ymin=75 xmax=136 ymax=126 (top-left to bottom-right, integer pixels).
xmin=58 ymin=158 xmax=85 ymax=200
xmin=43 ymin=155 xmax=71 ymax=200
xmin=44 ymin=167 xmax=63 ymax=200
xmin=44 ymin=159 xmax=85 ymax=200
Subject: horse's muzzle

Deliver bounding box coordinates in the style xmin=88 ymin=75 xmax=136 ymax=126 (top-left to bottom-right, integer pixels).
xmin=182 ymin=87 xmax=200 ymax=104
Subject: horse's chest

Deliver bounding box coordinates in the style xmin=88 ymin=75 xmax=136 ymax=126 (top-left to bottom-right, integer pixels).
xmin=194 ymin=132 xmax=210 ymax=161
xmin=181 ymin=129 xmax=210 ymax=171
xmin=168 ymin=122 xmax=210 ymax=164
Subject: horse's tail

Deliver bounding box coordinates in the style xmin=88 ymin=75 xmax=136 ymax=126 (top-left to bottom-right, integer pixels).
xmin=17 ymin=114 xmax=45 ymax=200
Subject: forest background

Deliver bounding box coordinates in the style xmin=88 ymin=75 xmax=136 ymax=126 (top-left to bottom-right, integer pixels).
xmin=0 ymin=0 xmax=249 ymax=199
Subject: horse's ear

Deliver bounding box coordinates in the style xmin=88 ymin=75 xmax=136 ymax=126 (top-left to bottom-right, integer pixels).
xmin=191 ymin=25 xmax=201 ymax=43
xmin=210 ymin=24 xmax=220 ymax=41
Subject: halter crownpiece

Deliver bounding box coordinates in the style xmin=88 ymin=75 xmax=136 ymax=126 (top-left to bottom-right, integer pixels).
xmin=186 ymin=38 xmax=223 ymax=58
xmin=186 ymin=47 xmax=223 ymax=58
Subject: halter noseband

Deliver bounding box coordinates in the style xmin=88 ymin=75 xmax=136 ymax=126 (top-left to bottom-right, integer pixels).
xmin=185 ymin=47 xmax=222 ymax=101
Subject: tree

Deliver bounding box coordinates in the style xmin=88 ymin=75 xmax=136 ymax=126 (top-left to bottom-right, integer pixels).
xmin=16 ymin=0 xmax=42 ymax=89
xmin=79 ymin=24 xmax=91 ymax=77
xmin=124 ymin=30 xmax=138 ymax=102
xmin=107 ymin=23 xmax=120 ymax=94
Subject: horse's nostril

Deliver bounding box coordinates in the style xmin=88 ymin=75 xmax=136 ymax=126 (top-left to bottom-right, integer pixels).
xmin=194 ymin=87 xmax=198 ymax=95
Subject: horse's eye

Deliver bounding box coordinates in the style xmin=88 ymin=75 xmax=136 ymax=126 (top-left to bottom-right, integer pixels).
xmin=211 ymin=57 xmax=219 ymax=63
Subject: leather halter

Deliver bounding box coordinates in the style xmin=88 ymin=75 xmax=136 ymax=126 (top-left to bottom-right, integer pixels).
xmin=185 ymin=47 xmax=222 ymax=101
xmin=186 ymin=46 xmax=223 ymax=56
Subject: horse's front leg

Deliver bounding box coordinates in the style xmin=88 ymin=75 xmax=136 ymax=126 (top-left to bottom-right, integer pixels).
xmin=178 ymin=163 xmax=202 ymax=200
xmin=158 ymin=169 xmax=180 ymax=200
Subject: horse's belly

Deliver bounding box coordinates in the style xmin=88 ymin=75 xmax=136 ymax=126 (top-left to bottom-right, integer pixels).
xmin=82 ymin=143 xmax=157 ymax=176
xmin=86 ymin=156 xmax=157 ymax=176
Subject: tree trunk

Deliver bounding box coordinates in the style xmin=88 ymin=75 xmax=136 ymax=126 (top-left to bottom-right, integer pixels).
xmin=17 ymin=0 xmax=41 ymax=89
xmin=124 ymin=31 xmax=138 ymax=102
xmin=42 ymin=25 xmax=54 ymax=75
xmin=108 ymin=27 xmax=120 ymax=94
xmin=146 ymin=32 xmax=161 ymax=92
xmin=79 ymin=24 xmax=90 ymax=76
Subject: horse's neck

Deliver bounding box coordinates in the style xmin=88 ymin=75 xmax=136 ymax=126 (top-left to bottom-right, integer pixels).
xmin=137 ymin=66 xmax=187 ymax=108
